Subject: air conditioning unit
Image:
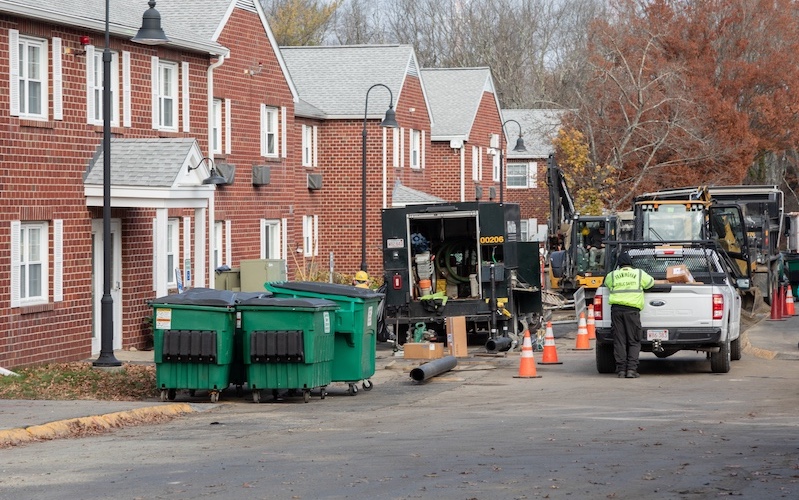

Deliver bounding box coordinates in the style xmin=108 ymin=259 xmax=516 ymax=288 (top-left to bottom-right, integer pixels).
xmin=252 ymin=165 xmax=270 ymax=186
xmin=307 ymin=173 xmax=323 ymax=190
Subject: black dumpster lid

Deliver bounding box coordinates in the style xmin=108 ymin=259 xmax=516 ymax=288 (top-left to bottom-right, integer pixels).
xmin=150 ymin=288 xmax=271 ymax=307
xmin=237 ymin=296 xmax=339 ymax=309
xmin=265 ymin=281 xmax=384 ymax=299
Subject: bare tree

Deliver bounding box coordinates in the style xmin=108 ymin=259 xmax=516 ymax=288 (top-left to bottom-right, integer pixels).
xmin=331 ymin=0 xmax=386 ymax=45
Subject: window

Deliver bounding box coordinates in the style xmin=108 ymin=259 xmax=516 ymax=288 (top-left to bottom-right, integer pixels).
xmin=166 ymin=219 xmax=179 ymax=287
xmin=261 ymin=219 xmax=281 ymax=259
xmin=410 ymin=129 xmax=421 ymax=169
xmin=89 ymin=48 xmax=119 ymax=126
xmin=212 ymin=99 xmax=222 ymax=155
xmin=492 ymin=152 xmax=501 ymax=182
xmin=520 ymin=219 xmax=530 ymax=242
xmin=157 ymin=60 xmax=178 ymax=130
xmin=15 ymin=222 xmax=49 ymax=305
xmin=16 ymin=36 xmax=48 ymax=119
xmin=392 ymin=128 xmax=400 ymax=167
xmin=472 ymin=146 xmax=479 ymax=181
xmin=213 ymin=221 xmax=224 ymax=269
xmin=261 ymin=105 xmax=279 ymax=157
xmin=301 ymin=124 xmax=315 ymax=167
xmin=302 ymin=215 xmax=318 ymax=257
xmin=507 ymin=161 xmax=538 ymax=188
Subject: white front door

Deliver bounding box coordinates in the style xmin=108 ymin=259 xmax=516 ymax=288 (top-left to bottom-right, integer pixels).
xmin=91 ymin=219 xmax=122 ymax=354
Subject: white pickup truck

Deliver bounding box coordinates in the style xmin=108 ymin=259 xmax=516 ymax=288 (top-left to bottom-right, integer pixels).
xmin=593 ymin=243 xmax=750 ymax=374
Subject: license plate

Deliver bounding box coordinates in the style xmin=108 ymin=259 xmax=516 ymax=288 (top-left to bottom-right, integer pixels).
xmin=647 ymin=329 xmax=669 ymax=341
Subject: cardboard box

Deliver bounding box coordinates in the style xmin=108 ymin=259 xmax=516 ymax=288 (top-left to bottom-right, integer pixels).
xmin=446 ymin=316 xmax=469 ymax=357
xmin=666 ymin=264 xmax=694 ymax=283
xmin=403 ymin=342 xmax=444 ymax=360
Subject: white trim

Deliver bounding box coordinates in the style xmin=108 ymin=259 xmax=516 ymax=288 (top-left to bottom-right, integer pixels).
xmin=9 ymin=29 xmax=19 ymax=116
xmin=54 ymin=219 xmax=63 ymax=302
xmin=10 ymin=220 xmax=20 ymax=307
xmin=281 ymin=106 xmax=287 ymax=158
xmin=224 ymin=98 xmax=231 ymax=154
xmin=52 ymin=37 xmax=62 ymax=120
xmin=182 ymin=61 xmax=190 ymax=132
xmin=150 ymin=56 xmax=159 ymax=129
xmin=122 ymin=51 xmax=131 ymax=127
xmin=421 ymin=130 xmax=426 ymax=169
xmin=392 ymin=128 xmax=399 ymax=167
xmin=312 ymin=125 xmax=318 ymax=167
xmin=400 ymin=127 xmax=405 ymax=168
xmin=183 ymin=216 xmax=191 ymax=287
xmin=86 ymin=45 xmax=95 ymax=124
xmin=225 ymin=220 xmax=232 ymax=266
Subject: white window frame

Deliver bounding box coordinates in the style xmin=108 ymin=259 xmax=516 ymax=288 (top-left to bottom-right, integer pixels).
xmin=166 ymin=219 xmax=180 ymax=287
xmin=88 ymin=47 xmax=119 ymax=126
xmin=507 ymin=161 xmax=538 ymax=189
xmin=410 ymin=129 xmax=421 ymax=169
xmin=260 ymin=219 xmax=282 ymax=259
xmin=157 ymin=60 xmax=178 ymax=131
xmin=301 ymin=124 xmax=316 ymax=167
xmin=492 ymin=151 xmax=501 ymax=182
xmin=213 ymin=220 xmax=224 ymax=269
xmin=14 ymin=35 xmax=48 ymax=120
xmin=472 ymin=146 xmax=479 ymax=181
xmin=13 ymin=222 xmax=49 ymax=306
xmin=261 ymin=105 xmax=279 ymax=157
xmin=212 ymin=99 xmax=222 ymax=155
xmin=392 ymin=128 xmax=400 ymax=167
xmin=302 ymin=215 xmax=318 ymax=258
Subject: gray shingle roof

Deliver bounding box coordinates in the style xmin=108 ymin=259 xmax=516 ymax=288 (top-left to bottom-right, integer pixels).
xmin=392 ymin=180 xmax=445 ymax=206
xmin=502 ymin=109 xmax=567 ymax=159
xmin=84 ymin=138 xmax=199 ymax=187
xmin=420 ymin=67 xmax=496 ymax=140
xmin=0 ymin=0 xmax=233 ymax=55
xmin=281 ymin=45 xmax=420 ymax=119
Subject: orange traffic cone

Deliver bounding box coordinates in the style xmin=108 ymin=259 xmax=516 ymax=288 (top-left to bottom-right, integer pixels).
xmin=540 ymin=321 xmax=562 ymax=365
xmin=586 ymin=304 xmax=596 ymax=340
xmin=513 ymin=330 xmax=541 ymax=378
xmin=786 ymin=284 xmax=796 ymax=316
xmin=573 ymin=312 xmax=592 ymax=350
xmin=768 ymin=286 xmax=784 ymax=321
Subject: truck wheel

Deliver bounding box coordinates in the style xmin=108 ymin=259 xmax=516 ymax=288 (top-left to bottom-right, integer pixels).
xmin=596 ymin=342 xmax=616 ymax=374
xmin=730 ymin=336 xmax=742 ymax=361
xmin=711 ymin=341 xmax=731 ymax=373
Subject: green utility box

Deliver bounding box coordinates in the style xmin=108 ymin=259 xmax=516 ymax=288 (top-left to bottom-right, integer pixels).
xmin=150 ymin=288 xmax=262 ymax=402
xmin=264 ymin=282 xmax=384 ymax=395
xmin=237 ymin=296 xmax=338 ymax=403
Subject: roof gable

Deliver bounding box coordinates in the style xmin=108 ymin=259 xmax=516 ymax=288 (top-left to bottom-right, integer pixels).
xmin=421 ymin=67 xmax=498 ymax=141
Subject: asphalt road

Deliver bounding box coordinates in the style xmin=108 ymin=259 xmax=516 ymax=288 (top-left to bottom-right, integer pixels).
xmin=1 ymin=347 xmax=797 ymax=499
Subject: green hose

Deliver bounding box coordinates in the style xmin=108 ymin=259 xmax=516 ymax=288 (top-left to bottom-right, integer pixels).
xmin=434 ymin=239 xmax=476 ymax=284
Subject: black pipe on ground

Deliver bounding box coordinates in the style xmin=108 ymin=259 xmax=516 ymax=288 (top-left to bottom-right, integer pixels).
xmin=410 ymin=355 xmax=457 ymax=382
xmin=485 ymin=336 xmax=512 ymax=352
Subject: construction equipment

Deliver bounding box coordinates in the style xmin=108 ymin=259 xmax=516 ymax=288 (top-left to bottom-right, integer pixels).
xmin=633 ymin=185 xmax=784 ymax=305
xmin=381 ymin=201 xmax=543 ymax=347
xmin=545 ymin=154 xmax=620 ymax=299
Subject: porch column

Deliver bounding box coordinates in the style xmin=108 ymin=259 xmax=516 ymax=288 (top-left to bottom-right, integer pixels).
xmin=155 ymin=208 xmax=168 ymax=297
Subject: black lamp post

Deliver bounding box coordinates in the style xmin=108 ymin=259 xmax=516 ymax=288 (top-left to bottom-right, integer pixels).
xmin=499 ymin=119 xmax=527 ymax=205
xmin=94 ymin=0 xmax=168 ymax=367
xmin=360 ymin=83 xmax=399 ymax=273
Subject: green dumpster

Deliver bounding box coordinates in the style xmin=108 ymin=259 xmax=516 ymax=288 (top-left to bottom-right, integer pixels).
xmin=263 ymin=282 xmax=384 ymax=395
xmin=237 ymin=296 xmax=338 ymax=403
xmin=149 ymin=288 xmax=262 ymax=402
xmin=785 ymin=253 xmax=799 ymax=299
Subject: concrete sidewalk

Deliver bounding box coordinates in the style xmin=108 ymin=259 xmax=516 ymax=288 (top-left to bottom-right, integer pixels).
xmin=1 ymin=314 xmax=797 ymax=447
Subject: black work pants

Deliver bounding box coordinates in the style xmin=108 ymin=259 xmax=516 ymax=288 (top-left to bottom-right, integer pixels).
xmin=611 ymin=305 xmax=642 ymax=373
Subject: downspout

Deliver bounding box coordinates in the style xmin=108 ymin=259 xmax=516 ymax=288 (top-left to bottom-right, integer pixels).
xmin=207 ymin=53 xmax=226 ymax=288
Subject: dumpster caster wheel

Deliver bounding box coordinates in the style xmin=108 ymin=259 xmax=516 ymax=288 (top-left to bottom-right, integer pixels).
xmin=252 ymin=390 xmax=261 ymax=404
xmin=236 ymin=385 xmax=243 ymax=397
xmin=189 ymin=390 xmax=196 ymax=397
xmin=303 ymin=390 xmax=311 ymax=403
xmin=167 ymin=389 xmax=176 ymax=401
xmin=362 ymin=380 xmax=373 ymax=391
xmin=320 ymin=387 xmax=327 ymax=400
xmin=273 ymin=389 xmax=283 ymax=402
xmin=159 ymin=389 xmax=169 ymax=402
xmin=348 ymin=383 xmax=358 ymax=396
xmin=210 ymin=391 xmax=219 ymax=403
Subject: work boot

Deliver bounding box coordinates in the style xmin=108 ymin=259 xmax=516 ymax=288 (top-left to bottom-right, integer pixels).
xmin=617 ymin=371 xmax=625 ymax=378
xmin=625 ymin=370 xmax=640 ymax=378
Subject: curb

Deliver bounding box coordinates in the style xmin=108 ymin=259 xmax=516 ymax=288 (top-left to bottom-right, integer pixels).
xmin=0 ymin=403 xmax=195 ymax=448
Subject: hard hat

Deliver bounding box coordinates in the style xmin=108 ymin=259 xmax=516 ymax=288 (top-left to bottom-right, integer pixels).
xmin=354 ymin=270 xmax=369 ymax=282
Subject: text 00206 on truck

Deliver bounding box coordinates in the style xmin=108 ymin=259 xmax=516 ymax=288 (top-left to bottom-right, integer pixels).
xmin=592 ymin=242 xmax=749 ymax=374
xmin=381 ymin=201 xmax=543 ymax=347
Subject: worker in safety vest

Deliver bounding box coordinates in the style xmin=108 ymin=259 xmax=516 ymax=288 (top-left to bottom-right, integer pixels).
xmin=603 ymin=251 xmax=655 ymax=378
xmin=353 ymin=270 xmax=370 ymax=289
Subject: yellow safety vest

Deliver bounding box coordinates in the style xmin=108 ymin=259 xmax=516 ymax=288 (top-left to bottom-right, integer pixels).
xmin=604 ymin=266 xmax=655 ymax=310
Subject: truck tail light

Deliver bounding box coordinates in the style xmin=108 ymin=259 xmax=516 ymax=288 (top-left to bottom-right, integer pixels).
xmin=392 ymin=273 xmax=402 ymax=290
xmin=712 ymin=294 xmax=724 ymax=319
xmin=593 ymin=294 xmax=603 ymax=321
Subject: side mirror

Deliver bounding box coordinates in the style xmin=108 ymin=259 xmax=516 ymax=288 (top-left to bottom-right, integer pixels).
xmin=736 ymin=278 xmax=751 ymax=290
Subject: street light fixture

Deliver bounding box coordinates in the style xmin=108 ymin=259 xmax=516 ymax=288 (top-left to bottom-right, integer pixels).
xmin=94 ymin=0 xmax=168 ymax=367
xmin=499 ymin=119 xmax=527 ymax=205
xmin=361 ymin=83 xmax=399 ymax=273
